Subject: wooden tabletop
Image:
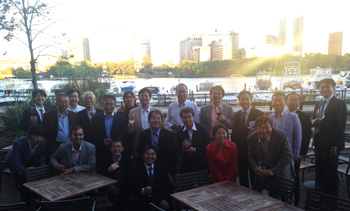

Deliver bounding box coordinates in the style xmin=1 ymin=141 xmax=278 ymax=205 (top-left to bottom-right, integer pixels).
xmin=171 ymin=181 xmax=303 ymax=211
xmin=23 ymin=172 xmax=116 ymax=201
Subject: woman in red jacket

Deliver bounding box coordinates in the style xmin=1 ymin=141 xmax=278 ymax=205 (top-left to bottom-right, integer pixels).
xmin=206 ymin=124 xmax=239 ymax=183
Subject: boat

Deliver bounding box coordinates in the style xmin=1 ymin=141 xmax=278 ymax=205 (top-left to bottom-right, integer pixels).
xmin=196 ymin=81 xmax=217 ymax=92
xmin=336 ymin=70 xmax=350 ymax=88
xmin=230 ymin=74 xmax=245 ymax=78
xmin=281 ymin=61 xmax=302 ymax=90
xmin=253 ymin=71 xmax=273 ymax=102
xmin=120 ymin=80 xmax=136 ymax=92
xmin=305 ymin=67 xmax=332 ymax=90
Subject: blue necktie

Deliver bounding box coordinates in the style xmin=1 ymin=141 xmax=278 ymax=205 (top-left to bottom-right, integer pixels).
xmin=148 ymin=167 xmax=153 ymax=186
xmin=152 ymin=132 xmax=158 ymax=149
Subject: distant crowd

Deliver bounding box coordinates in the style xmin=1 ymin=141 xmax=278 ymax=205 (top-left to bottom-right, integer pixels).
xmin=5 ymin=78 xmax=347 ymax=210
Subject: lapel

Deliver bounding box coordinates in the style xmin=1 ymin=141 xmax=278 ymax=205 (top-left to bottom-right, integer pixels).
xmin=23 ymin=138 xmax=30 ymax=160
xmin=66 ymin=143 xmax=73 ymax=167
xmin=207 ymin=105 xmax=212 ymax=125
xmin=324 ymin=96 xmax=336 ymax=115
xmin=236 ymin=109 xmax=242 ymax=123
xmin=111 ymin=114 xmax=117 ymax=133
xmin=247 ymin=108 xmax=256 ymax=122
xmin=136 ymin=107 xmax=142 ymax=130
xmin=99 ymin=113 xmax=107 ymax=137
xmin=79 ymin=142 xmax=86 ymax=165
xmin=53 ymin=110 xmax=59 ymax=132
xmin=181 ymin=126 xmax=190 ymax=140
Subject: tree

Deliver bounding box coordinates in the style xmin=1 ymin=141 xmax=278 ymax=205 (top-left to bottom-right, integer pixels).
xmin=0 ymin=0 xmax=56 ymax=90
xmin=141 ymin=55 xmax=153 ymax=74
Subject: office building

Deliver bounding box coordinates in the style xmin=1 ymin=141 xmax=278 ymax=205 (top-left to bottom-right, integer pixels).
xmin=279 ymin=19 xmax=287 ymax=47
xmin=192 ymin=46 xmax=211 ymax=62
xmin=328 ymin=32 xmax=343 ymax=56
xmin=180 ymin=35 xmax=203 ymax=61
xmin=67 ymin=35 xmax=91 ymax=64
xmin=210 ymin=39 xmax=232 ymax=60
xmin=266 ymin=35 xmax=278 ymax=46
xmin=293 ymin=16 xmax=304 ymax=55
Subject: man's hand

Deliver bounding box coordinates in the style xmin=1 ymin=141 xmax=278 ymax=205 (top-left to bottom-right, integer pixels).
xmin=62 ymin=168 xmax=74 ymax=175
xmin=116 ymin=108 xmax=124 ymax=113
xmin=30 ymin=115 xmax=37 ymax=123
xmin=184 ymin=147 xmax=195 ymax=154
xmin=217 ymin=114 xmax=226 ymax=123
xmin=313 ymin=118 xmax=322 ymax=125
xmin=261 ymin=169 xmax=273 ymax=178
xmin=330 ymin=147 xmax=338 ymax=158
xmin=171 ymin=123 xmax=180 ymax=130
xmin=143 ymin=186 xmax=152 ymax=195
xmin=297 ymin=154 xmax=303 ymax=163
xmin=159 ymin=200 xmax=170 ymax=210
xmin=27 ymin=167 xmax=35 ymax=171
xmin=54 ymin=164 xmax=65 ymax=171
xmin=247 ymin=127 xmax=256 ymax=134
xmin=104 ymin=139 xmax=111 ymax=147
xmin=127 ymin=123 xmax=135 ymax=133
xmin=182 ymin=140 xmax=190 ymax=150
xmin=108 ymin=163 xmax=119 ymax=173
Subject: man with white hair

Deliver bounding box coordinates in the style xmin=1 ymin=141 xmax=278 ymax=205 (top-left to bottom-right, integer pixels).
xmin=78 ymin=91 xmax=103 ymax=143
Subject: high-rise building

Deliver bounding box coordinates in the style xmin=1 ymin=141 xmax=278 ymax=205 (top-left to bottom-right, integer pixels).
xmin=133 ymin=39 xmax=151 ymax=69
xmin=328 ymin=32 xmax=343 ymax=56
xmin=192 ymin=46 xmax=211 ymax=62
xmin=230 ymin=31 xmax=239 ymax=59
xmin=279 ymin=19 xmax=287 ymax=47
xmin=210 ymin=39 xmax=232 ymax=60
xmin=293 ymin=16 xmax=304 ymax=55
xmin=67 ymin=35 xmax=91 ymax=64
xmin=179 ymin=35 xmax=203 ymax=61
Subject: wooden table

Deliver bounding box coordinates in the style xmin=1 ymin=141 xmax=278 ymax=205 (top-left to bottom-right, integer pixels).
xmin=171 ymin=181 xmax=303 ymax=211
xmin=23 ymin=172 xmax=116 ymax=201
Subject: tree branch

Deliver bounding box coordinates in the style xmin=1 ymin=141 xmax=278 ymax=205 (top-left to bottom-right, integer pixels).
xmin=32 ymin=20 xmax=57 ymax=42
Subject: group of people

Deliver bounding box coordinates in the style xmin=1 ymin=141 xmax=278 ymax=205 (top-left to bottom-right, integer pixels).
xmin=4 ymin=78 xmax=347 ymax=210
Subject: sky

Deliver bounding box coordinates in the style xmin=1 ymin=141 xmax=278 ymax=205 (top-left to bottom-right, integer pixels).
xmin=1 ymin=0 xmax=350 ymax=66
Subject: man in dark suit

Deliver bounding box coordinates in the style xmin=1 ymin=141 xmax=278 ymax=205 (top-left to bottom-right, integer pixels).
xmin=287 ymin=92 xmax=312 ymax=205
xmin=100 ymin=138 xmax=132 ymax=210
xmin=50 ymin=126 xmax=96 ymax=174
xmin=199 ymin=85 xmax=234 ymax=136
xmin=133 ymin=145 xmax=172 ymax=211
xmin=232 ymin=90 xmax=264 ymax=188
xmin=90 ymin=95 xmax=127 ymax=171
xmin=137 ymin=110 xmax=177 ymax=175
xmin=22 ymin=89 xmax=51 ymax=132
xmin=312 ymin=78 xmax=347 ymax=196
xmin=177 ymin=107 xmax=211 ymax=173
xmin=78 ymin=91 xmax=103 ymax=143
xmin=42 ymin=93 xmax=79 ymax=160
xmin=248 ymin=116 xmax=293 ymax=200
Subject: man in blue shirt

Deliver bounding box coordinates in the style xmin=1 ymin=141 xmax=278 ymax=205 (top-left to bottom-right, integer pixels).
xmin=42 ymin=93 xmax=79 ymax=160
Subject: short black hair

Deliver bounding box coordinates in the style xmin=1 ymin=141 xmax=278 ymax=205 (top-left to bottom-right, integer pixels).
xmin=56 ymin=93 xmax=68 ymax=100
xmin=142 ymin=145 xmax=157 ymax=156
xmin=69 ymin=125 xmax=84 ymax=136
xmin=272 ymin=91 xmax=286 ymax=101
xmin=67 ymin=88 xmax=80 ymax=97
xmin=176 ymin=83 xmax=188 ymax=92
xmin=255 ymin=116 xmax=273 ymax=128
xmin=318 ymin=78 xmax=336 ymax=88
xmin=27 ymin=124 xmax=45 ymax=138
xmin=238 ymin=90 xmax=253 ymax=100
xmin=148 ymin=110 xmax=163 ymax=122
xmin=210 ymin=85 xmax=225 ymax=97
xmin=212 ymin=123 xmax=228 ymax=137
xmin=123 ymin=91 xmax=136 ymax=102
xmin=109 ymin=137 xmax=124 ymax=148
xmin=286 ymin=92 xmax=301 ymax=101
xmin=32 ymin=89 xmax=47 ymax=98
xmin=180 ymin=107 xmax=195 ymax=118
xmin=103 ymin=94 xmax=116 ymax=102
xmin=139 ymin=88 xmax=152 ymax=98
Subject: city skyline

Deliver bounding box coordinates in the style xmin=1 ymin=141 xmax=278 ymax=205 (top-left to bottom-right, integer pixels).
xmin=0 ymin=0 xmax=349 ymax=66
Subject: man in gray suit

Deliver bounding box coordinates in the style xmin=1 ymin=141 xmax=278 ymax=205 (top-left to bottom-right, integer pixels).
xmin=51 ymin=126 xmax=96 ymax=174
xmin=199 ymin=86 xmax=234 ymax=136
xmin=248 ymin=116 xmax=293 ymax=200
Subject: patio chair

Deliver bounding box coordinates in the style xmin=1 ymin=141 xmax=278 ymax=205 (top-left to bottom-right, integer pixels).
xmin=305 ymin=189 xmax=350 ymax=211
xmin=0 ymin=202 xmax=26 ymax=211
xmin=261 ymin=175 xmax=296 ymax=204
xmin=337 ymin=155 xmax=350 ymax=199
xmin=36 ymin=196 xmax=95 ymax=211
xmin=174 ymin=170 xmax=210 ymax=192
xmin=26 ymin=165 xmax=59 ymax=182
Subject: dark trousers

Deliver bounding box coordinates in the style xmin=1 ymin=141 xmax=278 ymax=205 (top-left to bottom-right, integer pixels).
xmin=294 ymin=160 xmax=300 ymax=205
xmin=238 ymin=158 xmax=254 ymax=188
xmin=315 ymin=148 xmax=339 ymax=196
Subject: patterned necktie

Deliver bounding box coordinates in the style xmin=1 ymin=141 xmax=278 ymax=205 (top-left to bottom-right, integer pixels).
xmin=152 ymin=132 xmax=158 ymax=149
xmin=148 ymin=167 xmax=153 ymax=185
xmin=318 ymin=100 xmax=327 ymax=117
xmin=39 ymin=108 xmax=43 ymax=121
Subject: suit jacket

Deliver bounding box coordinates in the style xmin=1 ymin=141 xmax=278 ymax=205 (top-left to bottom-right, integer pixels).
xmin=312 ymin=96 xmax=347 ymax=151
xmin=176 ymin=122 xmax=211 ymax=173
xmin=5 ymin=136 xmax=46 ymax=174
xmin=268 ymin=111 xmax=302 ymax=160
xmin=77 ymin=108 xmax=103 ymax=143
xmin=137 ymin=128 xmax=177 ymax=174
xmin=132 ymin=162 xmax=172 ymax=209
xmin=232 ymin=107 xmax=264 ymax=158
xmin=22 ymin=105 xmax=51 ymax=132
xmin=247 ymin=128 xmax=293 ymax=178
xmin=199 ymin=103 xmax=234 ymax=131
xmin=206 ymin=140 xmax=239 ymax=183
xmin=90 ymin=112 xmax=127 ymax=161
xmin=50 ymin=141 xmax=96 ymax=172
xmin=129 ymin=106 xmax=160 ymax=158
xmin=42 ymin=109 xmax=79 ymax=154
xmin=296 ymin=110 xmax=312 ymax=156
